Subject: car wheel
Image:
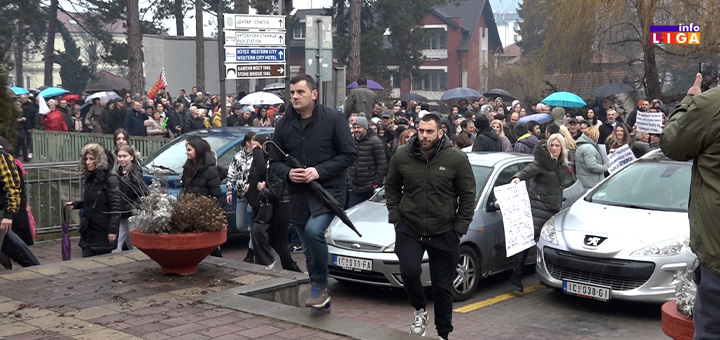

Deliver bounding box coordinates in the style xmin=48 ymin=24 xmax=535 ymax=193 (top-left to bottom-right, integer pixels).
xmin=453 ymin=244 xmax=479 ymax=302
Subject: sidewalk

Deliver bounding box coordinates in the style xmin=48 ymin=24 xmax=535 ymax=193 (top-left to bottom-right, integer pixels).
xmin=1 ymin=238 xmax=417 ymax=340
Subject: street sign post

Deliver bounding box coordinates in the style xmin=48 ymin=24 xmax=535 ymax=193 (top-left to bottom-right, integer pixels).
xmin=225 ymin=31 xmax=285 ymax=46
xmin=225 ymin=63 xmax=287 ymax=79
xmin=224 ymin=47 xmax=286 ymax=63
xmin=224 ymin=14 xmax=285 ymax=30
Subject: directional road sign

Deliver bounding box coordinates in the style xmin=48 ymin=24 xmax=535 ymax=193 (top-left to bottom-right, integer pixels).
xmin=225 ymin=31 xmax=285 ymax=46
xmin=226 ymin=63 xmax=287 ymax=80
xmin=224 ymin=14 xmax=286 ymax=30
xmin=224 ymin=47 xmax=286 ymax=63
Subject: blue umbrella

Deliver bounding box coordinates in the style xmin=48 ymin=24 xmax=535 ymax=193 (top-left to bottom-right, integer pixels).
xmin=347 ymin=80 xmax=384 ymax=91
xmin=440 ymin=87 xmax=482 ymax=101
xmin=39 ymin=87 xmax=68 ymax=98
xmin=10 ymin=87 xmax=29 ymax=95
xmin=519 ymin=113 xmax=552 ymax=124
xmin=541 ymin=91 xmax=586 ymax=108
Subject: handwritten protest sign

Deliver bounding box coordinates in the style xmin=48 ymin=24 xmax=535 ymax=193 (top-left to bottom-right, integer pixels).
xmin=494 ymin=181 xmax=535 ymax=257
xmin=636 ymin=111 xmax=663 ymax=134
xmin=607 ymin=144 xmax=636 ymax=174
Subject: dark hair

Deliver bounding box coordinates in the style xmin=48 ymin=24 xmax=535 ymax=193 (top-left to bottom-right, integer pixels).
xmin=0 ymin=136 xmax=14 ymax=156
xmin=455 ymin=133 xmax=472 ymax=148
xmin=545 ymin=123 xmax=560 ymax=135
xmin=290 ymin=74 xmax=317 ymax=91
xmin=183 ymin=137 xmax=212 ymax=191
xmin=420 ymin=113 xmax=442 ymax=130
xmin=117 ymin=145 xmax=139 ymax=165
xmin=420 ymin=103 xmax=430 ymax=111
xmin=243 ymin=131 xmax=257 ymax=147
xmin=113 ymin=129 xmax=131 ymax=148
xmin=527 ymin=120 xmax=540 ymax=132
xmin=452 ymin=105 xmax=459 ymax=111
xmin=514 ymin=123 xmax=529 ymax=136
xmin=357 ymin=76 xmax=367 ymax=86
xmin=460 ymin=119 xmax=471 ymax=129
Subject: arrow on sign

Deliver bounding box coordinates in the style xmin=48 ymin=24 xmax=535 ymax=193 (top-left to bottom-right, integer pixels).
xmin=279 ymin=19 xmax=283 ymax=27
xmin=278 ymin=51 xmax=284 ymax=58
xmin=279 ymin=36 xmax=284 ymax=44
xmin=277 ymin=67 xmax=285 ymax=74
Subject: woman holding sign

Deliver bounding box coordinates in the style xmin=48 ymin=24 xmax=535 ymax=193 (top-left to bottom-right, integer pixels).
xmin=604 ymin=123 xmax=647 ymax=158
xmin=509 ymin=134 xmax=576 ymax=292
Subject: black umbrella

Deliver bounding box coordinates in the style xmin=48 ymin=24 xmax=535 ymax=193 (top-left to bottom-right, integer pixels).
xmin=483 ymin=89 xmax=515 ymax=102
xmin=400 ymin=93 xmax=429 ymax=103
xmin=263 ymin=141 xmax=362 ymax=237
xmin=593 ymin=83 xmax=635 ymax=98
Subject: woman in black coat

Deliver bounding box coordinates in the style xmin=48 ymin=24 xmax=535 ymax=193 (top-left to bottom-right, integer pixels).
xmin=112 ymin=145 xmax=147 ymax=253
xmin=67 ymin=143 xmax=122 ymax=258
xmin=509 ymin=134 xmax=575 ymax=291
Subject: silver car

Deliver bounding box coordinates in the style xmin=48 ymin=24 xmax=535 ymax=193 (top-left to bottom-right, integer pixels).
xmin=535 ymin=151 xmax=695 ymax=303
xmin=327 ymin=152 xmax=585 ymax=301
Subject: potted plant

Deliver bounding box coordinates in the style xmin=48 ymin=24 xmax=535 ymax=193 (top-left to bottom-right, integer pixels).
xmin=129 ymin=178 xmax=227 ymax=275
xmin=662 ymin=268 xmax=696 ymax=340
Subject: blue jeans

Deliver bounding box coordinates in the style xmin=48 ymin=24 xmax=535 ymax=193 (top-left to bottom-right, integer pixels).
xmin=694 ymin=264 xmax=720 ymax=340
xmin=292 ymin=213 xmax=335 ymax=285
xmin=236 ymin=196 xmax=254 ymax=249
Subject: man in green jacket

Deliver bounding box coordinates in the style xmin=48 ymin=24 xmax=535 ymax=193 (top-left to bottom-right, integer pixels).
xmin=344 ymin=76 xmax=379 ymax=119
xmin=385 ymin=113 xmax=476 ymax=340
xmin=661 ymin=72 xmax=720 ymax=340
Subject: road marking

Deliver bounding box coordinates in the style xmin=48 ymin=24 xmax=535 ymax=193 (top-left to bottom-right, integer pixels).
xmin=453 ymin=284 xmax=546 ymax=313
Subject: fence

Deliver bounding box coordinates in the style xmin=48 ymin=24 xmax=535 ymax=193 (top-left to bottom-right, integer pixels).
xmin=32 ymin=130 xmax=171 ymax=163
xmin=25 ymin=161 xmax=85 ymax=235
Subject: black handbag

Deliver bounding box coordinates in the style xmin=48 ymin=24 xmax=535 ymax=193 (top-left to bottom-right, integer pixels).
xmin=253 ymin=197 xmax=273 ymax=224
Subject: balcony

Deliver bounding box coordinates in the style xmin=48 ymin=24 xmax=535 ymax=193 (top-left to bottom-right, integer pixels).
xmin=421 ymin=49 xmax=448 ymax=60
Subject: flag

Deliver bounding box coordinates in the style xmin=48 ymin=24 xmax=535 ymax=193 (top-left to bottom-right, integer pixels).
xmin=38 ymin=96 xmax=50 ymax=115
xmin=147 ymin=68 xmax=167 ymax=100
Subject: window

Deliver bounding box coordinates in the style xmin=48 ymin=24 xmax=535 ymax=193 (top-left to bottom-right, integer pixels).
xmin=514 ymin=34 xmax=519 ymax=42
xmin=293 ymin=24 xmax=306 ymax=39
xmin=427 ymin=28 xmax=446 ymax=50
xmin=391 ymin=73 xmax=401 ymax=88
xmin=486 ymin=164 xmax=520 ymax=204
xmin=412 ymin=71 xmax=447 ymax=91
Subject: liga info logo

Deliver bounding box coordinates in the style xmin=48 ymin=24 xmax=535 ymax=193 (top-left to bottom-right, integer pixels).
xmin=650 ymin=24 xmax=700 ymax=44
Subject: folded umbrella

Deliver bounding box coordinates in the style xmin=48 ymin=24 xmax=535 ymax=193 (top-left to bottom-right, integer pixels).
xmin=263 ymin=141 xmax=362 ymax=237
xmin=62 ymin=207 xmax=71 ymax=261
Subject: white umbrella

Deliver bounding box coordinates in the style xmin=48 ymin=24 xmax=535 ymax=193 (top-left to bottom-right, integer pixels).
xmin=85 ymin=91 xmax=121 ymax=105
xmin=263 ymin=82 xmax=285 ymax=91
xmin=239 ymin=92 xmax=284 ymax=105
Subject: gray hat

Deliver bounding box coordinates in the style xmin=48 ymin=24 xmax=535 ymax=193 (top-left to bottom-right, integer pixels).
xmin=354 ymin=116 xmax=369 ymax=130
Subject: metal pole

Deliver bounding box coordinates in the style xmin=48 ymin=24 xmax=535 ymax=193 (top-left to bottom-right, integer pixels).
xmin=316 ymin=18 xmax=322 ymax=105
xmin=217 ymin=1 xmax=227 ymax=127
xmin=284 ymin=0 xmax=292 ymax=105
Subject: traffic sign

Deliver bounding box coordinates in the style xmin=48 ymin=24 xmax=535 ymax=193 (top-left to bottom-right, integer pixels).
xmin=226 ymin=63 xmax=287 ymax=79
xmin=224 ymin=14 xmax=285 ymax=30
xmin=224 ymin=47 xmax=286 ymax=63
xmin=225 ymin=31 xmax=285 ymax=46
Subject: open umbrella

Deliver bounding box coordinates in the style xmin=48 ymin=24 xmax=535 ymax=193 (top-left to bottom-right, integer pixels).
xmin=541 ymin=91 xmax=586 ymax=108
xmin=10 ymin=87 xmax=29 ymax=95
xmin=519 ymin=113 xmax=553 ymax=124
xmin=347 ymin=80 xmax=384 ymax=91
xmin=39 ymin=87 xmax=68 ymax=99
xmin=263 ymin=140 xmax=362 ymax=238
xmin=593 ymin=83 xmax=635 ymax=98
xmin=239 ymin=92 xmax=284 ymax=105
xmin=441 ymin=87 xmax=482 ymax=101
xmin=399 ymin=93 xmax=429 ymax=103
xmin=263 ymin=82 xmax=286 ymax=91
xmin=85 ymin=91 xmax=120 ymax=105
xmin=483 ymin=89 xmax=515 ymax=102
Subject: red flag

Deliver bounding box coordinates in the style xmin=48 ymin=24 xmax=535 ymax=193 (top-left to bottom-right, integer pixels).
xmin=147 ymin=69 xmax=167 ymax=100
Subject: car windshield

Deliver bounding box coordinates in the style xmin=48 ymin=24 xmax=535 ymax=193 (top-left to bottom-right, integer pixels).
xmin=142 ymin=135 xmax=235 ymax=174
xmin=369 ymin=165 xmax=493 ymax=202
xmin=589 ymin=162 xmax=691 ymax=212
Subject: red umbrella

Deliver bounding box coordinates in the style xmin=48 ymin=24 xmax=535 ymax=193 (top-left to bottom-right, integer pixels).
xmin=63 ymin=94 xmax=80 ymax=103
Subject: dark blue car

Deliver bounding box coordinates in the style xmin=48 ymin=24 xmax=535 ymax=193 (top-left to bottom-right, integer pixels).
xmin=141 ymin=126 xmax=274 ymax=234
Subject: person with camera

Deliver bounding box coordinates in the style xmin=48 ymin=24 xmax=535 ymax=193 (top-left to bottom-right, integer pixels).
xmin=661 ymin=72 xmax=720 ymax=340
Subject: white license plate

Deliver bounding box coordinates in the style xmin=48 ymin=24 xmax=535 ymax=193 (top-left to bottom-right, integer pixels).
xmin=333 ymin=255 xmax=372 ymax=271
xmin=562 ymin=280 xmax=610 ymax=301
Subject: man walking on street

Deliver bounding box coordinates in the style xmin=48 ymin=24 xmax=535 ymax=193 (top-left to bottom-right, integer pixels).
xmin=385 ymin=113 xmax=476 ymax=340
xmin=347 ymin=117 xmax=387 ymax=209
xmin=269 ymin=74 xmax=357 ymax=311
xmin=344 ymin=76 xmax=380 ymax=119
xmin=0 ymin=144 xmax=22 ymax=250
xmin=661 ymin=73 xmax=720 ymax=340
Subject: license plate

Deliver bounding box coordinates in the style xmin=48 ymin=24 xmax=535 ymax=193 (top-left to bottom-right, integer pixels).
xmin=333 ymin=255 xmax=372 ymax=271
xmin=562 ymin=280 xmax=610 ymax=301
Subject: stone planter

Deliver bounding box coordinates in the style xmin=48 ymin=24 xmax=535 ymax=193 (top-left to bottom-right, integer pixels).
xmin=662 ymin=300 xmax=694 ymax=340
xmin=130 ymin=230 xmax=227 ymax=275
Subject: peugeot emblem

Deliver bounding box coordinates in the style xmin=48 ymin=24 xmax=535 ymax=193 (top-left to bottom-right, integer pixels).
xmin=584 ymin=235 xmax=607 ymax=247
xmin=352 ymin=243 xmax=361 ymax=249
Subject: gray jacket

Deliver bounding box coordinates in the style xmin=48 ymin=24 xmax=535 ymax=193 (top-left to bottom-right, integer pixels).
xmin=575 ymin=134 xmax=607 ymax=190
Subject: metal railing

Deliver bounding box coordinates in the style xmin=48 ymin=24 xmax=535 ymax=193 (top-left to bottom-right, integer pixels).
xmin=25 ymin=161 xmax=84 ymax=234
xmin=32 ymin=130 xmax=171 ymax=163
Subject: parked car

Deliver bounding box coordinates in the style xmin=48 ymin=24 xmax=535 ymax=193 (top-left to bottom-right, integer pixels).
xmin=141 ymin=126 xmax=274 ymax=234
xmin=535 ymin=150 xmax=695 ymax=303
xmin=326 ymin=152 xmax=585 ymax=301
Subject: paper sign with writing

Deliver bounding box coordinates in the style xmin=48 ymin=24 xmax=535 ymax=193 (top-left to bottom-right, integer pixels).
xmin=636 ymin=111 xmax=664 ymax=134
xmin=607 ymin=144 xmax=636 ymax=174
xmin=494 ymin=181 xmax=535 ymax=257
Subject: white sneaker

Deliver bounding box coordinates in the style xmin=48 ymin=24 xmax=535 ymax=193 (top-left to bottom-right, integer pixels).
xmin=410 ymin=308 xmax=427 ymax=336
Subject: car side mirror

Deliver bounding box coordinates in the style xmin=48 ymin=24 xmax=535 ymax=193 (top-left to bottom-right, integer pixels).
xmin=487 ymin=200 xmax=500 ymax=212
xmin=173 ymin=177 xmax=182 ymax=187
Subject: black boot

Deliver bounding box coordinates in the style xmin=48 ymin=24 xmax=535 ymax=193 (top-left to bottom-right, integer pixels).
xmin=509 ymin=271 xmax=524 ymax=292
xmin=287 ymin=262 xmax=302 ymax=273
xmin=510 ymin=249 xmax=529 ymax=292
xmin=243 ymin=248 xmax=255 ymax=263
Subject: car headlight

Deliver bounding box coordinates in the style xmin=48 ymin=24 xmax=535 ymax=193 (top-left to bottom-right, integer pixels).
xmin=540 ymin=216 xmax=558 ymax=245
xmin=630 ymin=237 xmax=690 ymax=257
xmin=325 ymin=227 xmax=333 ymax=244
xmin=383 ymin=243 xmax=395 ymax=253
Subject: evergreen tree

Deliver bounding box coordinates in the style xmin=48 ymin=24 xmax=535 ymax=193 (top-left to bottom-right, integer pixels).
xmin=0 ymin=52 xmax=19 ymax=144
xmin=55 ymin=25 xmax=90 ymax=94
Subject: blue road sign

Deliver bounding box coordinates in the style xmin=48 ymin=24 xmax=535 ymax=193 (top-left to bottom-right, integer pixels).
xmin=224 ymin=47 xmax=286 ymax=62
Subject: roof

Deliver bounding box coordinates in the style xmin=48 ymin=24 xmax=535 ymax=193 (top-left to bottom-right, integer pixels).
xmin=590 ymin=49 xmax=627 ymax=64
xmin=499 ymin=42 xmax=521 ymax=57
xmin=57 ymin=9 xmax=125 ymax=35
xmin=543 ymin=70 xmax=630 ymax=100
xmin=493 ymin=11 xmax=521 ymax=26
xmin=432 ymin=0 xmax=503 ymax=53
xmin=467 ymin=152 xmax=532 ymax=167
xmin=86 ymin=70 xmax=131 ymax=92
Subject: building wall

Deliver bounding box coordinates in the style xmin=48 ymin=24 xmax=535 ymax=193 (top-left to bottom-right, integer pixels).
xmin=496 ymin=18 xmax=520 ymax=48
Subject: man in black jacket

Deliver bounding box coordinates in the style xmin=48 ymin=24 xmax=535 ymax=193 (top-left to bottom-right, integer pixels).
xmin=598 ymin=108 xmax=620 ymax=145
xmin=17 ymin=95 xmax=37 ymax=162
xmin=472 ymin=115 xmax=503 ymax=152
xmin=348 ymin=117 xmax=387 ymax=209
xmin=183 ymin=106 xmax=206 ymax=134
xmin=269 ymin=74 xmax=357 ymax=311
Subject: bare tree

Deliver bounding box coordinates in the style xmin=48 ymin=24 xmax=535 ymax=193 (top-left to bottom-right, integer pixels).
xmin=195 ymin=0 xmax=205 ymax=91
xmin=44 ymin=0 xmax=59 ymax=86
xmin=126 ymin=0 xmax=144 ymax=94
xmin=15 ymin=20 xmax=24 ymax=87
xmin=175 ymin=0 xmax=185 ymax=36
xmin=348 ymin=0 xmax=361 ymax=80
xmin=234 ymin=0 xmax=249 ymax=97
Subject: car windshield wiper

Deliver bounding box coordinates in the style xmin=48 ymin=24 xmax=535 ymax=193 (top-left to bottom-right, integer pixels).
xmin=150 ymin=164 xmax=179 ymax=175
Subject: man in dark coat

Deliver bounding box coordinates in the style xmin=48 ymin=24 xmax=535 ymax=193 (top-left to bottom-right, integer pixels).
xmin=347 ymin=117 xmax=388 ymax=208
xmin=598 ymin=108 xmax=620 ymax=145
xmin=227 ymin=104 xmax=243 ymax=127
xmin=513 ymin=123 xmax=539 ymax=154
xmin=183 ymin=106 xmax=206 ymax=134
xmin=166 ymin=102 xmax=184 ymax=137
xmin=269 ymin=74 xmax=357 ymax=310
xmin=18 ymin=95 xmax=38 ymax=162
xmin=344 ymin=76 xmax=379 ymax=119
xmin=124 ymin=101 xmax=148 ymax=136
xmin=472 ymin=115 xmax=503 ymax=152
